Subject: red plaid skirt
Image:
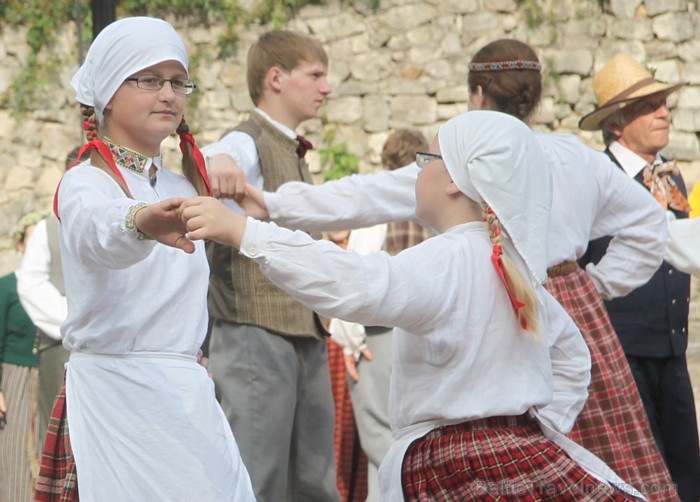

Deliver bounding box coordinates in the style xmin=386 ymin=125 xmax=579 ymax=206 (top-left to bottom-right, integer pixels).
xmin=401 ymin=414 xmax=634 ymax=501
xmin=545 ymin=264 xmax=678 ymax=501
xmin=34 ymin=382 xmax=79 ymax=502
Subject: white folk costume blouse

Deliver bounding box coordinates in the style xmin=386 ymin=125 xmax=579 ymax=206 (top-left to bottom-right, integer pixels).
xmin=265 ymin=132 xmax=667 ymax=299
xmin=57 ymin=158 xmax=254 ymax=501
xmin=17 ymin=218 xmax=66 ymax=340
xmin=238 ymin=217 xmax=639 ymax=500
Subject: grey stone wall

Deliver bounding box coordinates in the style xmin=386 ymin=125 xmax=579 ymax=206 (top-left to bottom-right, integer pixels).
xmin=1 ymin=1 xmax=699 ymax=316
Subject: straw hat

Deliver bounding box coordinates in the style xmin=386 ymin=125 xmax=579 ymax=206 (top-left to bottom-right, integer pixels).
xmin=579 ymin=54 xmax=686 ymax=131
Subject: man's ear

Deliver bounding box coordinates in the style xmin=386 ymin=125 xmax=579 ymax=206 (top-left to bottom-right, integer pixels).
xmin=267 ymin=66 xmax=284 ymax=93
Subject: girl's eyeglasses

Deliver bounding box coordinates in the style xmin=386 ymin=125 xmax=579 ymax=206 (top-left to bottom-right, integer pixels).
xmin=125 ymin=76 xmax=196 ymax=95
xmin=416 ymin=151 xmax=443 ymax=168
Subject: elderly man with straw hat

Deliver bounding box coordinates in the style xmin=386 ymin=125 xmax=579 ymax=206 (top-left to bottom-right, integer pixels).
xmin=578 ymin=54 xmax=700 ymax=502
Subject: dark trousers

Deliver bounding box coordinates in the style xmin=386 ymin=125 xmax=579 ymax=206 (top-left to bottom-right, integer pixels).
xmin=626 ymin=354 xmax=700 ymax=502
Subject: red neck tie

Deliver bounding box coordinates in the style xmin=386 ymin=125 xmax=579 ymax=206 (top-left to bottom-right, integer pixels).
xmin=642 ymin=160 xmax=691 ymax=212
xmin=296 ymin=135 xmax=313 ymax=158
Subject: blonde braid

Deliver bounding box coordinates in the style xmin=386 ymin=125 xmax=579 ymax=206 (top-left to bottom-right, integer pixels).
xmin=482 ymin=204 xmax=539 ymax=335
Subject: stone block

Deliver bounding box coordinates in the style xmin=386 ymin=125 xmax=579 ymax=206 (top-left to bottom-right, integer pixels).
xmin=444 ymin=0 xmax=478 ymax=14
xmin=609 ymin=0 xmax=641 ymax=18
xmin=461 ymin=12 xmax=499 ymax=35
xmin=306 ymin=12 xmax=365 ymax=43
xmin=350 ymin=52 xmax=393 ymax=82
xmin=592 ymin=42 xmax=646 ymax=73
xmin=374 ymin=4 xmax=439 ymax=32
xmin=663 ymin=131 xmax=700 ymax=161
xmin=648 ymin=59 xmax=681 ymax=85
xmin=437 ymin=103 xmax=469 ymax=120
xmin=436 ymin=86 xmax=469 ymax=103
xmin=608 ymin=18 xmax=653 ymax=41
xmin=484 ymin=0 xmax=517 ymax=13
xmin=4 ymin=167 xmax=34 ymax=191
xmin=678 ymin=87 xmax=700 ymax=109
xmin=326 ymin=96 xmax=363 ymax=124
xmin=673 ymin=109 xmax=700 ymax=132
xmin=644 ymin=0 xmax=686 ymax=17
xmin=653 ymin=12 xmax=694 ymax=43
xmin=363 ymin=96 xmax=390 ymax=133
xmin=679 ymin=40 xmax=700 ymax=62
xmin=680 ymin=63 xmax=700 ymax=85
xmin=547 ymin=49 xmax=593 ymax=76
xmin=390 ymin=95 xmax=438 ymax=125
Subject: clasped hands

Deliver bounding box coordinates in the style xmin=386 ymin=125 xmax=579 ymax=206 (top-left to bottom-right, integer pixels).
xmin=134 ymin=183 xmax=263 ymax=252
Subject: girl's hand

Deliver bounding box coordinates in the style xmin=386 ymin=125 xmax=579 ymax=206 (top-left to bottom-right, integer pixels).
xmin=0 ymin=391 xmax=7 ymax=424
xmin=134 ymin=199 xmax=195 ymax=253
xmin=179 ymin=197 xmax=247 ymax=248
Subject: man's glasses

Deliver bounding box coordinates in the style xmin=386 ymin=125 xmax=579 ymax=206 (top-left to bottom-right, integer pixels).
xmin=125 ymin=76 xmax=197 ymax=95
xmin=416 ymin=151 xmax=442 ymax=168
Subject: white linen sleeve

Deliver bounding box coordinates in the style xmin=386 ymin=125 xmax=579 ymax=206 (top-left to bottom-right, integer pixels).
xmin=534 ymin=290 xmax=591 ymax=435
xmin=57 ymin=166 xmax=157 ymax=270
xmin=583 ymin=151 xmax=667 ymax=300
xmin=664 ymin=213 xmax=700 ymax=274
xmin=264 ymin=163 xmax=420 ymax=232
xmin=16 ymin=219 xmax=66 ymax=340
xmin=239 ymin=217 xmax=444 ymax=331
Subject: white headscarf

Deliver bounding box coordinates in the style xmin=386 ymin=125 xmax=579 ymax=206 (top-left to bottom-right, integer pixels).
xmin=438 ymin=110 xmax=552 ymax=284
xmin=71 ymin=17 xmax=189 ymax=123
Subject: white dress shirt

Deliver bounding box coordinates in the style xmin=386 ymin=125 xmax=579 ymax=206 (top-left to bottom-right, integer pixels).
xmin=239 ymin=218 xmax=640 ymax=500
xmin=56 ymin=158 xmax=254 ymax=501
xmin=17 ymin=218 xmax=67 ymax=340
xmin=266 ymin=133 xmax=667 ymax=298
xmin=201 ymin=108 xmax=297 ymax=213
xmin=609 ymin=140 xmax=700 ymax=275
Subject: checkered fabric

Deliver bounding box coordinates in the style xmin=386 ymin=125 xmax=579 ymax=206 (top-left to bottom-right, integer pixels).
xmin=328 ymin=338 xmax=368 ymax=501
xmin=401 ymin=415 xmax=633 ymax=501
xmin=34 ymin=383 xmax=79 ymax=502
xmin=545 ymin=264 xmax=678 ymax=502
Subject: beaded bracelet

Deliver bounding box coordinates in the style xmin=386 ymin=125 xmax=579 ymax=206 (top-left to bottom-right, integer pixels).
xmin=125 ymin=202 xmax=154 ymax=241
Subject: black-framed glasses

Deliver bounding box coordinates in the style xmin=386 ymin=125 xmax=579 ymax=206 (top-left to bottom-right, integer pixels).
xmin=416 ymin=151 xmax=442 ymax=168
xmin=125 ymin=76 xmax=196 ymax=95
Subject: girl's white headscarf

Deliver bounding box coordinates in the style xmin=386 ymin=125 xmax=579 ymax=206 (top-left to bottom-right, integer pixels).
xmin=71 ymin=17 xmax=189 ymax=123
xmin=438 ymin=110 xmax=552 ymax=284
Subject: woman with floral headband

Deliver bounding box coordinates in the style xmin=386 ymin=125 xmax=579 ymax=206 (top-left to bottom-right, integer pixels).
xmin=34 ymin=17 xmax=254 ymax=501
xmin=237 ymin=39 xmax=675 ymax=499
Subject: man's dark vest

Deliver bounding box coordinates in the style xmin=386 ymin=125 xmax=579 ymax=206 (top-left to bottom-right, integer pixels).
xmin=578 ymin=150 xmax=690 ymax=358
xmin=207 ymin=111 xmax=324 ymax=338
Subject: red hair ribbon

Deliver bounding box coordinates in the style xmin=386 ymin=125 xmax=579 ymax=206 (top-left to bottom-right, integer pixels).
xmin=485 ymin=208 xmax=528 ymax=330
xmin=53 ymin=138 xmax=129 ymax=220
xmin=179 ymin=131 xmax=212 ymax=196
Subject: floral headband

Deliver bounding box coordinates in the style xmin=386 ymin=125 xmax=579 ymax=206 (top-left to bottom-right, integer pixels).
xmin=468 ymin=60 xmax=541 ymax=72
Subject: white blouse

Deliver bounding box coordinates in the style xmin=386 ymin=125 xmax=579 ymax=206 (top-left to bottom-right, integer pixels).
xmin=265 ymin=133 xmax=668 ymax=300
xmin=239 ymin=218 xmax=638 ymax=500
xmin=56 ymin=159 xmax=254 ymax=501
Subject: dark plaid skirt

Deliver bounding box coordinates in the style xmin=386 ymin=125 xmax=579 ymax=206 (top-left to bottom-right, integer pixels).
xmin=401 ymin=414 xmax=634 ymax=501
xmin=34 ymin=382 xmax=79 ymax=502
xmin=545 ymin=264 xmax=678 ymax=502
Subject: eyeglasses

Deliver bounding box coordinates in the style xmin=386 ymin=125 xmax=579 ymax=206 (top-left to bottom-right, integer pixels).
xmin=125 ymin=76 xmax=197 ymax=95
xmin=416 ymin=151 xmax=443 ymax=168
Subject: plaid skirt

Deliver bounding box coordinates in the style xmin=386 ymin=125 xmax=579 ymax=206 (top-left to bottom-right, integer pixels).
xmin=34 ymin=382 xmax=79 ymax=502
xmin=401 ymin=414 xmax=634 ymax=501
xmin=545 ymin=264 xmax=677 ymax=501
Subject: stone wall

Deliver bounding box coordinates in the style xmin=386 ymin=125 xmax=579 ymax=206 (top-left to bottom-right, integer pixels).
xmin=1 ymin=0 xmax=699 ymax=320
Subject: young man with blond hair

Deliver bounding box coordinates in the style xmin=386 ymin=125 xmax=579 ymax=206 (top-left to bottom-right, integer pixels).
xmin=201 ymin=30 xmax=338 ymax=502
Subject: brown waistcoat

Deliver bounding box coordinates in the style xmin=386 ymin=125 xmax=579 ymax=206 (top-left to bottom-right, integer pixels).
xmin=207 ymin=111 xmax=324 ymax=338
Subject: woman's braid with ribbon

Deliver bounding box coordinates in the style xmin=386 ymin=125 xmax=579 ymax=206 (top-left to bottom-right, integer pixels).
xmin=483 ymin=206 xmax=532 ymax=332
